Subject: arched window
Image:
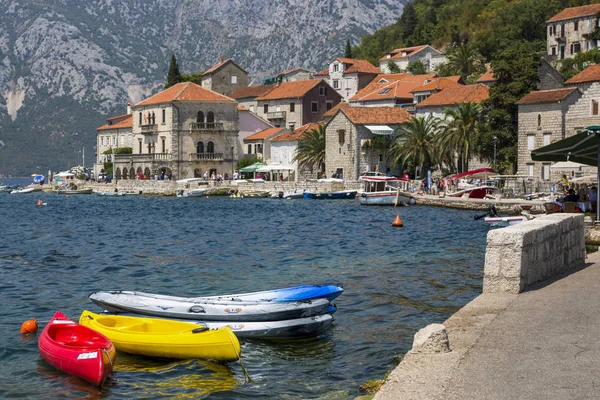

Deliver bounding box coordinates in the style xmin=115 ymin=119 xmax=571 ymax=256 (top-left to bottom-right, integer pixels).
xmin=207 ymin=141 xmax=215 ymax=153
xmin=196 ymin=141 xmax=204 ymax=154
xmin=196 ymin=111 xmax=204 ymax=123
xmin=122 ymin=167 xmax=128 ymax=180
xmin=207 ymin=111 xmax=215 ymax=123
xmin=537 ymin=114 xmax=542 ymax=129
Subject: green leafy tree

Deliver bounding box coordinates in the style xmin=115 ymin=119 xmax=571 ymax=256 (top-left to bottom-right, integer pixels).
xmin=165 ymin=55 xmax=182 ymax=89
xmin=345 ymin=39 xmax=353 ymax=58
xmin=407 ymin=60 xmax=426 ymax=75
xmin=439 ymin=102 xmax=485 ymax=173
xmin=399 ymin=2 xmax=417 ymax=42
xmin=181 ymin=72 xmax=204 ymax=85
xmin=387 ymin=61 xmax=401 ymax=73
xmin=558 ymin=49 xmax=600 ymax=80
xmin=388 ymin=116 xmax=441 ymax=177
xmin=445 ymin=43 xmax=486 ymax=80
xmin=293 ymin=125 xmax=326 ymax=174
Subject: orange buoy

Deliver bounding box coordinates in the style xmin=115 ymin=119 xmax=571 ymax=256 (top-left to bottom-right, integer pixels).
xmin=36 ymin=199 xmax=43 ymax=206
xmin=20 ymin=318 xmax=38 ymax=334
xmin=392 ymin=214 xmax=403 ymax=227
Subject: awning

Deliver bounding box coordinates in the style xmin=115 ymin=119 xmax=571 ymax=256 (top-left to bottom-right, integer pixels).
xmin=256 ymin=164 xmax=295 ymax=172
xmin=239 ymin=162 xmax=266 ymax=173
xmin=450 ymin=168 xmax=496 ymax=180
xmin=365 ymin=125 xmax=395 ymax=135
xmin=549 ymin=161 xmax=587 ymax=169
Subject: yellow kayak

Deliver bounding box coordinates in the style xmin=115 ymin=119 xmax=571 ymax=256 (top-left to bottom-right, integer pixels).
xmin=79 ymin=310 xmax=240 ymax=361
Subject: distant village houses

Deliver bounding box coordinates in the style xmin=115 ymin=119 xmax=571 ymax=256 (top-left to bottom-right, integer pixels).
xmin=379 ymin=45 xmax=446 ymax=74
xmin=546 ymin=4 xmax=600 ymax=61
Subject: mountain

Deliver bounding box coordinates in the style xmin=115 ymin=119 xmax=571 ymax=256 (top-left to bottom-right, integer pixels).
xmin=0 ymin=0 xmax=405 ymax=175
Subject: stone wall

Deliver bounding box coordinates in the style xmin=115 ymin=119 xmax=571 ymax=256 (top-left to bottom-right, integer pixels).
xmin=483 ymin=214 xmax=585 ymax=294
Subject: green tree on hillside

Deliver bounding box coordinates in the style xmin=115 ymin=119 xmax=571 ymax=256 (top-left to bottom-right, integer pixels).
xmin=558 ymin=49 xmax=600 ymax=80
xmin=165 ymin=55 xmax=182 ymax=89
xmin=399 ymin=2 xmax=418 ymax=44
xmin=388 ymin=61 xmax=401 ymax=73
xmin=293 ymin=125 xmax=326 ymax=175
xmin=444 ymin=43 xmax=486 ymax=80
xmin=407 ymin=60 xmax=426 ymax=75
xmin=345 ymin=39 xmax=353 ymax=58
xmin=389 ymin=116 xmax=440 ymax=177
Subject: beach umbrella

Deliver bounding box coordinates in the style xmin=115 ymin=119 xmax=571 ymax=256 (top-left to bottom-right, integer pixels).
xmin=32 ymin=175 xmax=44 ymax=183
xmin=531 ymin=126 xmax=600 ymax=221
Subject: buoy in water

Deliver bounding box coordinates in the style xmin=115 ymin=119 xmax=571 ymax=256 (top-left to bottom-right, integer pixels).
xmin=392 ymin=214 xmax=403 ymax=227
xmin=20 ymin=318 xmax=38 ymax=334
xmin=36 ymin=199 xmax=43 ymax=206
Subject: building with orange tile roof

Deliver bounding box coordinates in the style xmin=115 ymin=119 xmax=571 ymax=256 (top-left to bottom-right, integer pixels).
xmin=547 ymin=4 xmax=600 ymax=61
xmin=476 ymin=69 xmax=496 ymax=86
xmin=253 ymin=79 xmax=341 ymax=131
xmin=324 ymin=107 xmax=412 ymax=180
xmin=379 ymin=45 xmax=447 ymax=74
xmin=243 ymin=127 xmax=288 ymax=163
xmin=270 ymin=123 xmax=323 ymax=181
xmin=229 ymin=84 xmax=275 ymax=113
xmin=564 ymin=64 xmax=600 ymax=86
xmin=200 ymin=58 xmax=249 ymax=96
xmin=411 ymin=76 xmax=464 ymax=105
xmin=322 ymin=102 xmax=349 ymax=121
xmin=315 ymin=57 xmax=381 ymax=101
xmin=416 ymin=84 xmax=489 ymax=113
xmin=350 ymin=79 xmax=424 ymax=109
xmin=238 ymin=106 xmax=275 ymax=159
xmin=95 ymin=104 xmax=134 ymax=178
xmin=113 ymin=82 xmax=240 ymax=181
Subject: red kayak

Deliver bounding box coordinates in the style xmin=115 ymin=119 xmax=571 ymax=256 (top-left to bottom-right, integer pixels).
xmin=38 ymin=311 xmax=116 ymax=387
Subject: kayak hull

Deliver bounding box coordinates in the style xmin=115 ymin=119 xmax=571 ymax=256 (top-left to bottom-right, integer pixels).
xmin=200 ymin=284 xmax=343 ymax=302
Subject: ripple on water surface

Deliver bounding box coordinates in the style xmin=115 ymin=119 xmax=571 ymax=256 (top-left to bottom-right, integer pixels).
xmin=0 ymin=191 xmax=489 ymax=398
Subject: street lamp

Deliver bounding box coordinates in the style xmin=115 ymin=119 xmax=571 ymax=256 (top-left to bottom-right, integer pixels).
xmin=493 ymin=136 xmax=497 ymax=169
xmin=230 ymin=145 xmax=234 ymax=179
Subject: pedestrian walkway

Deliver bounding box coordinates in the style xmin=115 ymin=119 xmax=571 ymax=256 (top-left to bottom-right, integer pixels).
xmin=375 ymin=251 xmax=600 ymax=400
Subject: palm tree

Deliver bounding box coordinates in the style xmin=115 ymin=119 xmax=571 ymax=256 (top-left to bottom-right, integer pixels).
xmin=388 ymin=116 xmax=441 ymax=178
xmin=445 ymin=43 xmax=485 ymax=80
xmin=439 ymin=102 xmax=484 ymax=173
xmin=293 ymin=125 xmax=326 ymax=175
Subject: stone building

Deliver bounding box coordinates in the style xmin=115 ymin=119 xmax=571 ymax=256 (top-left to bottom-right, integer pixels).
xmin=270 ymin=123 xmax=322 ymax=181
xmin=254 ymin=79 xmax=341 ymax=131
xmin=547 ymin=4 xmax=600 ymax=60
xmin=516 ymin=87 xmax=582 ymax=180
xmin=415 ymin=84 xmax=490 ymax=119
xmin=263 ymin=68 xmax=315 ymax=85
xmin=229 ymin=85 xmax=275 ymax=113
xmin=475 ymin=59 xmax=564 ymax=91
xmin=314 ymin=58 xmax=380 ymax=101
xmin=565 ymin=65 xmax=600 ymax=138
xmin=324 ymin=107 xmax=412 ymax=180
xmin=379 ymin=45 xmax=446 ymax=74
xmin=95 ymin=106 xmax=133 ymax=178
xmin=243 ymin=127 xmax=287 ymax=162
xmin=113 ymin=82 xmax=239 ymax=180
xmin=201 ymin=58 xmax=249 ymax=96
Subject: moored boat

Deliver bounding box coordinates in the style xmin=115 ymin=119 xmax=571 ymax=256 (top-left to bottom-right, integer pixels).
xmin=199 ymin=284 xmax=343 ymax=303
xmin=38 ymin=311 xmax=115 ymax=387
xmin=56 ymin=188 xmax=93 ymax=195
xmin=95 ymin=191 xmax=127 ymax=196
xmin=176 ymin=188 xmax=207 ymax=198
xmin=303 ymin=190 xmax=357 ymax=200
xmin=89 ymin=291 xmax=331 ymax=322
xmin=483 ymin=215 xmax=527 ymax=225
xmin=79 ymin=310 xmax=240 ymax=361
xmin=10 ymin=187 xmax=35 ymax=194
xmin=358 ymin=175 xmax=414 ymax=206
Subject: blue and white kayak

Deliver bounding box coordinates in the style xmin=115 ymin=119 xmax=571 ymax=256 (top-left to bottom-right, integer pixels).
xmin=200 ymin=284 xmax=343 ymax=303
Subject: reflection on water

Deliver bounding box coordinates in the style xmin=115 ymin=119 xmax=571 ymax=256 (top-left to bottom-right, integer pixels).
xmin=0 ymin=192 xmax=489 ymax=398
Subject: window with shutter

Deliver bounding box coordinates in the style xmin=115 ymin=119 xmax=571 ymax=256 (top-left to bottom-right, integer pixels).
xmin=593 ymin=100 xmax=599 ymax=116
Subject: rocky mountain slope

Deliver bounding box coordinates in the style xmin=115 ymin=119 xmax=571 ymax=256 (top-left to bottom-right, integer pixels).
xmin=0 ymin=0 xmax=404 ymax=175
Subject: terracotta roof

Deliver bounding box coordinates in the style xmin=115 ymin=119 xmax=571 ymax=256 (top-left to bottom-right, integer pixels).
xmin=97 ymin=114 xmax=132 ymax=131
xmin=229 ymin=84 xmax=275 ymax=99
xmin=255 ymin=79 xmax=324 ymax=100
xmin=339 ymin=107 xmax=412 ymax=125
xmin=379 ymin=45 xmax=428 ymax=61
xmin=476 ymin=69 xmax=496 ymax=83
xmin=135 ymin=82 xmax=235 ymax=107
xmin=280 ymin=67 xmax=314 ymax=76
xmin=548 ymin=4 xmax=600 ymax=22
xmin=351 ymin=80 xmax=423 ymax=102
xmin=202 ymin=58 xmax=248 ymax=75
xmin=411 ymin=76 xmax=463 ymax=93
xmin=416 ymin=84 xmax=490 ymax=107
xmin=314 ymin=68 xmax=329 ymax=76
xmin=272 ymin=123 xmax=322 ymax=142
xmin=244 ymin=127 xmax=287 ymax=142
xmin=322 ymin=102 xmax=349 ymax=118
xmin=565 ymin=64 xmax=600 ymax=84
xmin=375 ymin=73 xmax=438 ymax=83
xmin=516 ymin=87 xmax=579 ymax=104
xmin=336 ymin=58 xmax=380 ymax=75
xmin=237 ymin=106 xmax=249 ymax=111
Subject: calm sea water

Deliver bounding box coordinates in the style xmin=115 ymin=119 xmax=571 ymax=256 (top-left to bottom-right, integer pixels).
xmin=0 ymin=179 xmax=489 ymax=399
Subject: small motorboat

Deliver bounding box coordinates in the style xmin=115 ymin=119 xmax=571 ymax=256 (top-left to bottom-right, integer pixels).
xmin=176 ymin=188 xmax=207 ymax=198
xmin=10 ymin=187 xmax=35 ymax=194
xmin=79 ymin=310 xmax=240 ymax=361
xmin=484 ymin=215 xmax=527 ymax=225
xmin=38 ymin=311 xmax=116 ymax=387
xmin=56 ymin=188 xmax=93 ymax=194
xmin=89 ymin=291 xmax=331 ymax=322
xmin=303 ymin=190 xmax=357 ymax=200
xmin=95 ymin=191 xmax=127 ymax=196
xmin=199 ymin=284 xmax=343 ymax=303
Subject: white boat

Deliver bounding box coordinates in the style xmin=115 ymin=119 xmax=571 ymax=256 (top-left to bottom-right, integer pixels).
xmin=484 ymin=216 xmax=527 ymax=225
xmin=271 ymin=189 xmax=306 ymax=199
xmin=358 ymin=175 xmax=415 ymax=206
xmin=56 ymin=188 xmax=93 ymax=194
xmin=176 ymin=188 xmax=207 ymax=198
xmin=446 ymin=168 xmax=497 ymax=199
xmin=10 ymin=187 xmax=35 ymax=194
xmin=95 ymin=191 xmax=127 ymax=196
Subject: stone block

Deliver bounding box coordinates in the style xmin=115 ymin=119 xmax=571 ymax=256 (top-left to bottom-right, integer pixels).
xmin=411 ymin=323 xmax=450 ymax=354
xmin=483 ymin=246 xmax=503 ymax=276
xmin=483 ymin=275 xmax=521 ymax=294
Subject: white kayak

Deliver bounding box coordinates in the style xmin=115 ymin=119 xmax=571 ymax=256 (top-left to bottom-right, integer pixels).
xmin=89 ymin=291 xmax=331 ymax=322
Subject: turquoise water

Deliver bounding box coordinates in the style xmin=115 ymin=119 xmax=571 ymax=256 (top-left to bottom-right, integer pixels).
xmin=0 ymin=186 xmax=489 ymax=398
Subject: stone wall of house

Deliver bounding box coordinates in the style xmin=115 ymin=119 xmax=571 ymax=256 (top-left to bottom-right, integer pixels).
xmin=537 ymin=60 xmax=565 ymax=90
xmin=284 ymin=70 xmax=313 ymax=82
xmin=204 ymin=63 xmax=249 ymax=96
xmin=547 ymin=17 xmax=597 ymax=59
xmin=566 ymin=82 xmax=600 ymax=137
xmin=325 ymin=112 xmax=359 ymax=180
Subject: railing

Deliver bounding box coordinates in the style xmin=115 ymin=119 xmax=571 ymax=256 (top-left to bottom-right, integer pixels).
xmin=189 ymin=153 xmax=224 ymax=161
xmin=114 ymin=153 xmax=172 ymax=162
xmin=266 ymin=111 xmax=286 ymax=120
xmin=190 ymin=122 xmax=224 ymax=132
xmin=140 ymin=124 xmax=158 ymax=134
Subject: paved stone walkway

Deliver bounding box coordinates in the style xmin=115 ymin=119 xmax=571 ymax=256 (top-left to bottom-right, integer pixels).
xmin=375 ymin=251 xmax=600 ymax=400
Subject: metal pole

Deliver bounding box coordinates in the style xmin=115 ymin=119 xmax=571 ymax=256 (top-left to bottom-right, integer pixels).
xmin=597 ymin=132 xmax=599 ymax=223
xmin=82 ymin=146 xmax=85 ymax=168
xmin=231 ymin=145 xmax=234 ymax=179
xmin=493 ymin=136 xmax=497 ymax=169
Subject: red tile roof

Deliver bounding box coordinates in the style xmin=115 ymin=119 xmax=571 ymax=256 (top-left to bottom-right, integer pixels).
xmin=565 ymin=64 xmax=600 ymax=84
xmin=476 ymin=69 xmax=496 ymax=83
xmin=271 ymin=123 xmax=322 ymax=142
xmin=351 ymin=80 xmax=423 ymax=102
xmin=322 ymin=102 xmax=349 ymax=118
xmin=202 ymin=58 xmax=248 ymax=75
xmin=339 ymin=107 xmax=412 ymax=125
xmin=97 ymin=114 xmax=132 ymax=131
xmin=516 ymin=87 xmax=579 ymax=104
xmin=135 ymin=82 xmax=235 ymax=106
xmin=548 ymin=4 xmax=600 ymax=22
xmin=336 ymin=58 xmax=380 ymax=75
xmin=237 ymin=106 xmax=249 ymax=111
xmin=314 ymin=68 xmax=329 ymax=77
xmin=375 ymin=73 xmax=438 ymax=84
xmin=416 ymin=84 xmax=490 ymax=107
xmin=379 ymin=45 xmax=428 ymax=61
xmin=229 ymin=84 xmax=275 ymax=99
xmin=411 ymin=76 xmax=463 ymax=93
xmin=244 ymin=127 xmax=287 ymax=142
xmin=255 ymin=79 xmax=324 ymax=100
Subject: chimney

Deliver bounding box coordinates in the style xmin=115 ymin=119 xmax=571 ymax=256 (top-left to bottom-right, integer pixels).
xmin=220 ymin=55 xmax=224 ymax=63
xmin=127 ymin=102 xmax=131 ymax=115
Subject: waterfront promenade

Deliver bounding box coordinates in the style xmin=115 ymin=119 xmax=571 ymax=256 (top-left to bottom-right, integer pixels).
xmin=376 ymin=215 xmax=599 ymax=400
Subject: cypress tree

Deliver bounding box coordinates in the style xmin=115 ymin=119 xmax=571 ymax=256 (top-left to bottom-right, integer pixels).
xmin=400 ymin=2 xmax=417 ymax=40
xmin=165 ymin=55 xmax=182 ymax=89
xmin=345 ymin=39 xmax=353 ymax=58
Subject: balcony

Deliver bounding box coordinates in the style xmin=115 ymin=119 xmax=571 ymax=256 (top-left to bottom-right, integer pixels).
xmin=140 ymin=124 xmax=158 ymax=134
xmin=266 ymin=111 xmax=286 ymax=120
xmin=114 ymin=153 xmax=172 ymax=163
xmin=189 ymin=153 xmax=224 ymax=161
xmin=190 ymin=122 xmax=224 ymax=132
